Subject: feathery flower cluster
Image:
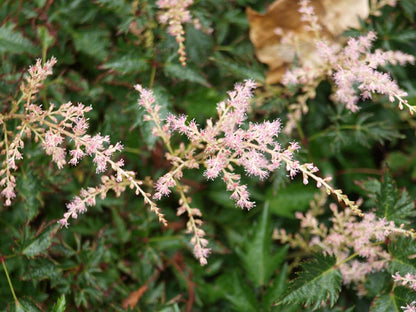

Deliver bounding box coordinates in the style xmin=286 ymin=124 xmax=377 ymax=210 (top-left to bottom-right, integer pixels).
xmin=283 ymin=30 xmax=415 ymax=113
xmin=156 ymin=0 xmax=194 ymax=66
xmin=402 ymin=302 xmax=416 ymax=312
xmin=275 ymin=203 xmax=414 ymax=286
xmin=298 ymin=0 xmax=321 ymax=34
xmin=280 ymin=1 xmax=415 ymax=133
xmin=136 ymin=80 xmax=359 ymax=265
xmin=0 ymin=58 xmax=164 ymax=227
xmin=393 ymin=272 xmax=416 ymax=291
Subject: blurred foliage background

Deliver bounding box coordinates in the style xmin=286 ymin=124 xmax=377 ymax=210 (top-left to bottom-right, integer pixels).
xmin=0 ymin=0 xmax=416 ymax=311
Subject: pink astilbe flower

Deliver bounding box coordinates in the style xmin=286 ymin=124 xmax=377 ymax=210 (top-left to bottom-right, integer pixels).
xmin=157 ymin=0 xmax=201 ymax=66
xmin=0 ymin=58 xmax=165 ymax=227
xmin=136 ymin=80 xmax=359 ymax=265
xmin=298 ymin=0 xmax=321 ymax=34
xmin=282 ymin=4 xmax=415 ymax=114
xmin=402 ymin=302 xmax=416 ymax=312
xmin=393 ymin=272 xmax=416 ymax=291
xmin=276 ymin=203 xmax=415 ymax=286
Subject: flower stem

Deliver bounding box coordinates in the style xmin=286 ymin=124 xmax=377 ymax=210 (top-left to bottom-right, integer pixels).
xmin=1 ymin=256 xmax=20 ymax=305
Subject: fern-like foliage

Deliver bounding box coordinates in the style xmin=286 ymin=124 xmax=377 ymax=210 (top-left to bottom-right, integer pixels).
xmin=359 ymin=168 xmax=416 ymax=225
xmin=277 ymin=253 xmax=342 ymax=310
xmin=388 ymin=237 xmax=416 ymax=276
xmin=376 ymin=169 xmax=416 ymax=225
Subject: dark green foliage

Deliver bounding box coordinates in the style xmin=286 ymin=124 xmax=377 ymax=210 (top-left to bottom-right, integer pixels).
xmin=238 ymin=203 xmax=288 ymax=287
xmin=277 ymin=254 xmax=343 ymax=310
xmin=0 ymin=0 xmax=416 ymax=311
xmin=359 ymin=168 xmax=416 ymax=225
xmin=388 ymin=237 xmax=416 ymax=276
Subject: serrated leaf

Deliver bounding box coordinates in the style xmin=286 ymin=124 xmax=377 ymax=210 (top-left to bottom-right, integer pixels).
xmin=21 ymin=259 xmax=61 ymax=281
xmin=51 ymin=295 xmax=66 ymax=312
xmin=0 ymin=23 xmax=38 ymax=54
xmin=375 ymin=169 xmax=415 ymax=225
xmin=388 ymin=237 xmax=416 ymax=276
xmin=267 ymin=182 xmax=319 ymax=218
xmin=371 ymin=286 xmax=416 ymax=312
xmin=371 ymin=294 xmax=398 ymax=312
xmin=164 ymin=63 xmax=210 ymax=87
xmin=16 ymin=299 xmax=42 ymax=312
xmin=22 ymin=225 xmax=57 ymax=258
xmin=277 ymin=254 xmax=342 ymax=310
xmin=240 ymin=202 xmax=288 ymax=287
xmin=212 ymin=53 xmax=265 ymax=82
xmin=73 ymin=29 xmax=110 ymax=61
xmin=13 ymin=303 xmax=25 ymax=312
xmin=17 ymin=170 xmax=41 ymax=221
xmin=101 ymin=55 xmax=149 ymax=74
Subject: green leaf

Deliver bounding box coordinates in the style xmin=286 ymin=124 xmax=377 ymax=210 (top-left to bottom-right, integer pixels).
xmin=375 ymin=169 xmax=415 ymax=225
xmin=101 ymin=55 xmax=149 ymax=74
xmin=179 ymin=87 xmax=221 ymax=122
xmin=364 ymin=271 xmax=391 ymax=298
xmin=94 ymin=0 xmax=131 ymax=15
xmin=185 ymin=26 xmax=213 ymax=64
xmin=22 ymin=225 xmax=58 ymax=258
xmin=239 ymin=202 xmax=288 ymax=287
xmin=72 ymin=29 xmax=110 ymax=61
xmin=263 ymin=262 xmax=289 ymax=309
xmin=216 ymin=270 xmax=259 ymax=312
xmin=0 ymin=23 xmax=38 ymax=54
xmin=37 ymin=26 xmax=55 ymax=51
xmin=13 ymin=302 xmax=25 ymax=312
xmin=111 ymin=207 xmax=131 ymax=243
xmin=51 ymin=295 xmax=66 ymax=312
xmin=267 ymin=182 xmax=319 ymax=218
xmin=371 ymin=294 xmax=398 ymax=312
xmin=17 ymin=170 xmax=41 ymax=221
xmin=212 ymin=53 xmax=265 ymax=82
xmin=277 ymin=254 xmax=342 ymax=310
xmin=21 ymin=259 xmax=61 ymax=281
xmin=371 ymin=287 xmax=416 ymax=312
xmin=164 ymin=63 xmax=210 ymax=87
xmin=388 ymin=237 xmax=416 ymax=276
xmin=401 ymin=0 xmax=416 ymax=22
xmin=16 ymin=299 xmax=42 ymax=312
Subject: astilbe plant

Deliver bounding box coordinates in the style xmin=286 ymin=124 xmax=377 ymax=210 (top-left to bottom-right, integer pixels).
xmin=276 ymin=203 xmax=414 ymax=285
xmin=0 ymin=58 xmax=165 ymax=227
xmin=156 ymin=0 xmax=211 ymax=66
xmin=136 ymin=79 xmax=359 ymax=265
xmin=280 ymin=0 xmax=415 ymax=133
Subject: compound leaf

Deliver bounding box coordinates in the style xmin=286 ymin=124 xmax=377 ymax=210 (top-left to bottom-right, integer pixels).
xmin=277 ymin=253 xmax=342 ymax=310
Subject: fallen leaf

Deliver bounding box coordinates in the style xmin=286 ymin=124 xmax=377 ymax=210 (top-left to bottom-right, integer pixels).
xmin=247 ymin=0 xmax=369 ymax=84
xmin=122 ymin=285 xmax=149 ymax=310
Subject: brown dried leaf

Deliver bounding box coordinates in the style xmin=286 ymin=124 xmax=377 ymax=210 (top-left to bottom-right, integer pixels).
xmin=247 ymin=0 xmax=369 ymax=84
xmin=122 ymin=285 xmax=149 ymax=310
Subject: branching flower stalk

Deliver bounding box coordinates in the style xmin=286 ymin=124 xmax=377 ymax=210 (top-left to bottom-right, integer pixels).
xmin=136 ymin=79 xmax=360 ymax=265
xmin=0 ymin=58 xmax=165 ymax=227
xmin=280 ymin=0 xmax=415 ymax=132
xmin=275 ymin=203 xmax=415 ymax=288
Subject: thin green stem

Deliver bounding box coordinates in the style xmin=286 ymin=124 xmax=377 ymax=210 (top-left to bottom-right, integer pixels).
xmin=1 ymin=257 xmax=20 ymax=305
xmin=149 ymin=61 xmax=156 ymax=89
